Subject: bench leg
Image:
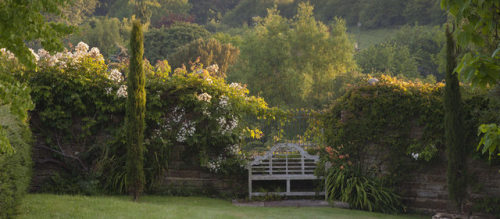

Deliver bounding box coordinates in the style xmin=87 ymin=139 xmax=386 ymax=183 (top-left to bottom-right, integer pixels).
xmin=248 ymin=169 xmax=252 ymax=200
xmin=286 ymin=179 xmax=290 ymax=194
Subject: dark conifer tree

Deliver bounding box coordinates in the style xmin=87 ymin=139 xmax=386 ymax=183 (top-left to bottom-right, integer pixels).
xmin=126 ymin=19 xmax=146 ymax=201
xmin=444 ymin=26 xmax=467 ymax=209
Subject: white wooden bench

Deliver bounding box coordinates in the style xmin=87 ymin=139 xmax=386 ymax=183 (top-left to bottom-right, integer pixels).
xmin=247 ymin=143 xmax=325 ymax=199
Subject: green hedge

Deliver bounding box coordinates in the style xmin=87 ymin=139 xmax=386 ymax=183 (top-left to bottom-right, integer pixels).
xmin=0 ymin=56 xmax=34 ymax=218
xmin=0 ymin=111 xmax=32 ymax=218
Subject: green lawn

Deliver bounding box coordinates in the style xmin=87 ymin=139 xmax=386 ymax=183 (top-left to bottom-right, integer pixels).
xmin=348 ymin=27 xmax=401 ymax=50
xmin=19 ymin=194 xmax=427 ymax=219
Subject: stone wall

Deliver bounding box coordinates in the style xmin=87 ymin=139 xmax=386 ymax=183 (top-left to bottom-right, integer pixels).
xmin=154 ymin=145 xmax=246 ymax=197
xmin=397 ymin=155 xmax=500 ymax=214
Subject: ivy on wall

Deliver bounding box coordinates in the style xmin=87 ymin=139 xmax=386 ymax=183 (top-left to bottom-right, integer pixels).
xmin=321 ymin=75 xmax=496 ymax=183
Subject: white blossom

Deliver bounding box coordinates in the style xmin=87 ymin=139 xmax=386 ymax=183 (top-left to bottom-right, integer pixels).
xmin=116 ymin=85 xmax=128 ymax=98
xmin=89 ymin=47 xmax=104 ymax=62
xmin=205 ymin=78 xmax=213 ymax=84
xmin=37 ymin=49 xmax=49 ymax=59
xmin=411 ymin=153 xmax=419 ymax=160
xmin=207 ymin=155 xmax=225 ymax=173
xmin=227 ymin=144 xmax=240 ymax=155
xmin=0 ymin=48 xmax=15 ymax=60
xmin=206 ymin=64 xmax=219 ymax=74
xmin=176 ymin=120 xmax=196 ymax=142
xmin=219 ymin=95 xmax=229 ymax=108
xmin=217 ymin=116 xmax=238 ymax=135
xmin=47 ymin=55 xmax=58 ymax=67
xmin=29 ymin=48 xmax=39 ymax=61
xmin=75 ymin=42 xmax=89 ymax=53
xmin=171 ymin=107 xmax=185 ymax=123
xmin=202 ymin=109 xmax=211 ymax=117
xmin=108 ymin=69 xmax=123 ymax=83
xmin=105 ymin=87 xmax=113 ymax=95
xmin=229 ymin=82 xmax=243 ymax=90
xmin=197 ymin=92 xmax=212 ymax=102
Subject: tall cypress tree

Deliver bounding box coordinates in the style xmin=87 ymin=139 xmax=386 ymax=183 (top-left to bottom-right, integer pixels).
xmin=444 ymin=26 xmax=467 ymax=209
xmin=126 ymin=19 xmax=146 ymax=201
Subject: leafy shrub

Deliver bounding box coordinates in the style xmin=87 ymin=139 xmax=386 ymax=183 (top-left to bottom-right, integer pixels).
xmin=355 ymin=43 xmax=419 ymax=79
xmin=14 ymin=42 xmax=272 ymax=194
xmin=144 ymin=23 xmax=210 ymax=63
xmin=71 ymin=17 xmax=132 ymax=59
xmin=0 ymin=52 xmax=34 ymax=218
xmin=323 ymin=75 xmax=446 ymax=173
xmin=169 ymin=38 xmax=240 ymax=78
xmin=325 ymin=167 xmax=403 ymax=213
xmin=472 ymin=197 xmax=500 ymax=218
xmin=318 ymin=75 xmax=499 ymax=212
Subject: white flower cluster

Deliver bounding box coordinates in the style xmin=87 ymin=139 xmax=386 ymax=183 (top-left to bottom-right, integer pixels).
xmin=34 ymin=42 xmax=104 ymax=67
xmin=176 ymin=120 xmax=196 ymax=143
xmin=0 ymin=48 xmax=15 ymax=60
xmin=75 ymin=41 xmax=89 ymax=54
xmin=151 ymin=128 xmax=167 ymax=143
xmin=227 ymin=144 xmax=240 ymax=155
xmin=171 ymin=107 xmax=185 ymax=123
xmin=108 ymin=69 xmax=123 ymax=83
xmin=105 ymin=87 xmax=113 ymax=95
xmin=411 ymin=153 xmax=419 ymax=160
xmin=217 ymin=116 xmax=238 ymax=135
xmin=229 ymin=82 xmax=243 ymax=90
xmin=205 ymin=77 xmax=213 ymax=84
xmin=202 ymin=108 xmax=211 ymax=117
xmin=197 ymin=92 xmax=212 ymax=102
xmin=206 ymin=64 xmax=219 ymax=74
xmin=219 ymin=95 xmax=229 ymax=108
xmin=207 ymin=155 xmax=225 ymax=173
xmin=116 ymin=85 xmax=128 ymax=98
xmin=29 ymin=48 xmax=39 ymax=61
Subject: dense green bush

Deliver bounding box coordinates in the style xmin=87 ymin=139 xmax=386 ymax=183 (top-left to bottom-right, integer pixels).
xmin=319 ymin=75 xmax=499 ymax=200
xmin=71 ymin=17 xmax=132 ymax=58
xmin=169 ymin=38 xmax=240 ymax=77
xmin=355 ymin=25 xmax=446 ymax=82
xmin=144 ymin=23 xmax=210 ymax=63
xmin=355 ymin=43 xmax=419 ymax=79
xmin=16 ymin=43 xmax=271 ymax=194
xmin=321 ymin=76 xmax=492 ymax=180
xmin=317 ymin=75 xmax=499 ymax=213
xmin=0 ymin=52 xmax=34 ymax=218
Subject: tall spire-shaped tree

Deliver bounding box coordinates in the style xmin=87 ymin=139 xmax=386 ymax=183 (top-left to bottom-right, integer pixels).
xmin=126 ymin=19 xmax=146 ymax=201
xmin=444 ymin=26 xmax=467 ymax=209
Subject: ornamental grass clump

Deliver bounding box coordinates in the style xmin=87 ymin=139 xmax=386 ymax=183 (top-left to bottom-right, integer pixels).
xmin=325 ymin=167 xmax=404 ymax=213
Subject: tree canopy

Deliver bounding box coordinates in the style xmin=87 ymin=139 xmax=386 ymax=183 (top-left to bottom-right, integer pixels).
xmin=231 ymin=3 xmax=356 ymax=108
xmin=0 ymin=0 xmax=73 ymax=68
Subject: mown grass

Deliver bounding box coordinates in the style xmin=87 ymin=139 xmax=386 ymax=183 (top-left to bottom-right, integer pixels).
xmin=348 ymin=27 xmax=401 ymax=50
xmin=19 ymin=194 xmax=427 ymax=219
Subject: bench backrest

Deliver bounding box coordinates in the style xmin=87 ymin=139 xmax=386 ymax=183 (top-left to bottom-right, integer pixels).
xmin=248 ymin=143 xmax=319 ymax=176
